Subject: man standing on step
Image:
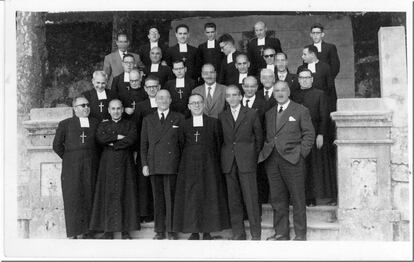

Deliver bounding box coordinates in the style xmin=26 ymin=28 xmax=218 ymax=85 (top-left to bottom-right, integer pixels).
xmin=219 ymin=85 xmax=263 ymax=240
xmin=258 ymin=81 xmax=314 ymax=241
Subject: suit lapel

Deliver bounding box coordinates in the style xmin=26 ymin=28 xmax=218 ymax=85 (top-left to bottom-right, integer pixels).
xmin=224 ymin=109 xmax=234 ymax=129
xmin=234 ymin=106 xmax=247 ymax=132
xmin=160 ymin=112 xmax=174 ymax=138
xmin=276 ymin=102 xmax=295 ymax=134
xmin=149 ymin=112 xmax=163 ymax=142
xmin=210 ymin=84 xmax=222 ymax=108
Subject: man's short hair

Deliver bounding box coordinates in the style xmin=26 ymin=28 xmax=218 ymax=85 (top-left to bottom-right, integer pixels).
xmin=144 ymin=75 xmax=160 ymax=85
xmin=204 ymin=22 xmax=216 ymax=30
xmin=129 ymin=68 xmax=142 ymax=77
xmin=175 ymin=24 xmax=189 ymax=33
xmin=304 ymin=44 xmax=318 ymax=55
xmin=123 ymin=53 xmax=135 ymax=61
xmin=189 ymin=93 xmax=204 ymax=102
xmin=275 ymin=80 xmax=290 ymax=90
xmin=298 ymin=68 xmax=313 ymax=76
xmin=263 ymin=46 xmax=276 ymax=54
xmin=109 ymin=98 xmax=123 ymax=108
xmin=226 ymin=85 xmax=241 ymax=95
xmin=201 ymin=63 xmax=216 ymax=72
xmin=93 ymin=70 xmax=108 ymax=81
xmin=311 ymin=23 xmax=324 ymax=32
xmin=236 ymin=53 xmax=249 ymax=62
xmin=172 ymin=59 xmax=186 ymax=68
xmin=242 ymin=76 xmax=258 ymax=86
xmin=276 ymin=52 xmax=288 ymax=59
xmin=148 ymin=25 xmax=159 ymax=32
xmin=116 ymin=32 xmax=128 ymax=40
xmin=218 ymin=33 xmax=235 ymax=45
xmin=72 ymin=95 xmax=88 ymax=107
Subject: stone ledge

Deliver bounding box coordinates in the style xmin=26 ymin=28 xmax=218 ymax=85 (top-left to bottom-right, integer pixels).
xmin=30 ymin=107 xmax=73 ymax=121
xmin=335 ymin=139 xmax=394 ymax=145
xmin=27 ymin=146 xmax=54 ymax=152
xmin=23 ymin=120 xmax=59 ymax=131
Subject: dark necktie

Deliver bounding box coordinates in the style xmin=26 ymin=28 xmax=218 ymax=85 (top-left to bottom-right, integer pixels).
xmin=160 ymin=112 xmax=165 ymax=125
xmin=206 ymin=86 xmax=213 ymax=109
xmin=278 ymin=106 xmax=283 ymax=113
xmin=246 ymin=99 xmax=250 ymax=108
xmin=265 ymin=90 xmax=269 ymax=101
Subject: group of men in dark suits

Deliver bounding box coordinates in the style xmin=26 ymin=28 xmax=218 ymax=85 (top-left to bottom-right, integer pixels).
xmin=53 ymin=20 xmax=340 ymax=240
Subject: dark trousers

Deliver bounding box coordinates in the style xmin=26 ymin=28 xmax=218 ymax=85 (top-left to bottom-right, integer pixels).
xmin=150 ymin=174 xmax=176 ymax=233
xmin=225 ymin=160 xmax=261 ymax=238
xmin=265 ymin=149 xmax=306 ymax=238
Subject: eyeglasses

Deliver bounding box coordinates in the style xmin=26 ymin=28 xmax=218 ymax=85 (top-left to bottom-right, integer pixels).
xmin=189 ymin=101 xmax=204 ymax=106
xmin=130 ymin=80 xmax=140 ymax=83
xmin=263 ymin=54 xmax=275 ymax=58
xmin=75 ymin=103 xmax=90 ymax=108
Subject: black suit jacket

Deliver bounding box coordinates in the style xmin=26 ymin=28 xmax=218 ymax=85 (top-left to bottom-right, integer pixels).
xmin=138 ymin=42 xmax=169 ymax=68
xmin=197 ymin=40 xmax=224 ymax=74
xmin=140 ymin=111 xmax=185 ymax=175
xmin=82 ymin=89 xmax=118 ymax=122
xmin=219 ymin=106 xmax=263 ymax=173
xmin=165 ymin=77 xmax=196 ymax=117
xmin=165 ymin=44 xmax=198 ymax=80
xmin=218 ymin=50 xmax=241 ymax=85
xmin=297 ymin=61 xmax=336 ymax=112
xmin=247 ymin=37 xmax=282 ymax=74
xmin=316 ymin=41 xmax=340 ymax=78
xmin=256 ymin=89 xmax=277 ymax=113
xmin=111 ymin=72 xmax=131 ymax=96
xmin=143 ymin=63 xmax=173 ymax=88
xmin=249 ymin=95 xmax=266 ymax=125
xmin=276 ymin=72 xmax=300 ymax=94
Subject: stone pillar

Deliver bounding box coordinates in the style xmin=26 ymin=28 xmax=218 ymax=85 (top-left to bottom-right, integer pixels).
xmin=16 ymin=11 xmax=48 ymax=238
xmin=331 ymin=99 xmax=400 ymax=240
xmin=378 ymin=26 xmax=409 ymax=241
xmin=22 ymin=108 xmax=73 ymax=238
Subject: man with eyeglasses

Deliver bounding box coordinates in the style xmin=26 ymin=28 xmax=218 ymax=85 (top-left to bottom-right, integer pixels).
xmin=217 ymin=33 xmax=241 ymax=85
xmin=192 ymin=64 xmax=227 ymax=119
xmin=141 ymin=89 xmax=185 ymax=240
xmin=223 ymin=53 xmax=253 ymax=94
xmin=247 ymin=21 xmax=282 ymax=75
xmin=90 ymin=99 xmax=140 ymax=240
xmin=165 ymin=59 xmax=196 ymax=117
xmin=104 ymin=32 xmax=143 ymax=88
xmin=111 ymin=54 xmax=139 ymax=96
xmin=117 ymin=69 xmax=148 ymax=119
xmin=196 ymin=22 xmax=224 ymax=83
xmin=173 ymin=94 xmax=230 ymax=240
xmin=292 ymin=69 xmax=337 ymax=207
xmin=53 ymin=96 xmax=100 ymax=239
xmin=258 ymin=80 xmax=315 ymax=241
xmin=165 ymin=24 xmax=198 ymax=81
xmin=142 ymin=47 xmax=173 ymax=89
xmin=138 ymin=26 xmax=168 ymax=68
xmin=82 ymin=70 xmax=118 ymax=122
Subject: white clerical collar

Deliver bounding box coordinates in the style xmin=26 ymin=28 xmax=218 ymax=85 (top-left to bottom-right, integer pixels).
xmin=124 ymin=72 xmax=130 ymax=82
xmin=314 ymin=42 xmax=322 ymax=52
xmin=207 ymin=40 xmax=215 ymax=49
xmin=205 ymin=82 xmax=216 ymax=97
xmin=96 ymin=89 xmax=107 ymax=100
xmin=267 ymin=64 xmax=275 ymax=72
xmin=112 ymin=118 xmax=121 ymax=123
xmin=193 ymin=114 xmax=203 ymax=127
xmin=278 ymin=71 xmax=287 ymax=80
xmin=149 ymin=97 xmax=157 ymax=108
xmin=243 ymin=95 xmax=256 ymax=108
xmin=176 ymin=77 xmax=185 ymax=87
xmin=307 ymin=61 xmax=317 ymax=73
xmin=79 ymin=117 xmax=90 ymax=128
xmin=150 ymin=41 xmax=158 ymax=49
xmin=257 ymin=37 xmax=265 ymax=46
xmin=264 ymin=86 xmax=274 ymax=96
xmin=227 ymin=51 xmax=234 ymax=64
xmin=179 ymin=43 xmax=188 ymax=52
xmin=119 ymin=50 xmax=127 ymax=59
xmin=278 ymin=100 xmax=290 ymax=111
xmin=158 ymin=109 xmax=169 ymax=119
xmin=150 ymin=63 xmax=159 ymax=72
xmin=239 ymin=73 xmax=248 ymax=84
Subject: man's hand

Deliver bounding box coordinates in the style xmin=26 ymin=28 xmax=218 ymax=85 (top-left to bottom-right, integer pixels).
xmin=142 ymin=166 xmax=150 ymax=177
xmin=125 ymin=107 xmax=134 ymax=115
xmin=316 ymin=134 xmax=323 ymax=149
xmin=161 ymin=60 xmax=168 ymax=66
xmin=117 ymin=134 xmax=125 ymax=140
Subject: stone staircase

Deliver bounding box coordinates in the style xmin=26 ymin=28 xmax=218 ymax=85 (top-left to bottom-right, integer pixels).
xmin=128 ymin=204 xmax=339 ymax=240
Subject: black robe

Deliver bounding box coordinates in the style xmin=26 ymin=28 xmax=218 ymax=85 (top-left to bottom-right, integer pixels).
xmin=173 ymin=115 xmax=230 ymax=233
xmin=119 ymin=87 xmax=148 ymax=120
xmin=165 ymin=77 xmax=196 ymax=118
xmin=196 ymin=40 xmax=224 ymax=80
xmin=142 ymin=63 xmax=174 ymax=89
xmin=52 ymin=116 xmax=100 ymax=237
xmin=89 ymin=118 xmax=140 ymax=232
xmin=82 ymin=89 xmax=118 ymax=122
xmin=292 ymin=87 xmax=337 ymax=201
xmin=165 ymin=44 xmax=198 ymax=81
xmin=247 ymin=36 xmax=282 ymax=75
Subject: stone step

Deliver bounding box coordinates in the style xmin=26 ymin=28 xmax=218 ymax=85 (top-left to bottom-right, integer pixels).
xmin=262 ymin=204 xmax=338 ymax=224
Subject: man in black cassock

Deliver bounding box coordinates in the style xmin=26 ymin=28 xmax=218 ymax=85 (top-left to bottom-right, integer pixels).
xmin=292 ymin=69 xmax=337 ymax=206
xmin=142 ymin=46 xmax=173 ymax=89
xmin=217 ymin=33 xmax=241 ymax=85
xmin=111 ymin=54 xmax=137 ymax=97
xmin=53 ymin=96 xmax=100 ymax=239
xmin=165 ymin=59 xmax=196 ymax=118
xmin=82 ymin=71 xmax=118 ymax=122
xmin=138 ymin=26 xmax=168 ymax=68
xmin=89 ymin=99 xmax=140 ymax=239
xmin=173 ymin=94 xmax=230 ymax=240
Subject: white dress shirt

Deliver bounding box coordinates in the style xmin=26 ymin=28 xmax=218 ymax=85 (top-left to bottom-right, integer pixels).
xmin=314 ymin=42 xmax=322 ymax=52
xmin=231 ymin=104 xmax=241 ymax=121
xmin=205 ymin=82 xmax=216 ymax=98
xmin=158 ymin=109 xmax=169 ymax=119
xmin=243 ymin=95 xmax=256 ymax=108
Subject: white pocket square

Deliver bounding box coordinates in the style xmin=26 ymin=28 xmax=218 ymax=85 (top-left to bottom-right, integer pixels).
xmin=172 ymin=125 xmax=179 ymax=128
xmin=289 ymin=116 xmax=296 ymax=121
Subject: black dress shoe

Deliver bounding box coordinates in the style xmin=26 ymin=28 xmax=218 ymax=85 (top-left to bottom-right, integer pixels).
xmin=167 ymin=232 xmax=178 ymax=240
xmin=98 ymin=232 xmax=114 ymax=239
xmin=231 ymin=234 xmax=247 ymax=240
xmin=188 ymin=233 xmax=200 ymax=240
xmin=122 ymin=232 xmax=132 ymax=239
xmin=293 ymin=235 xmax=307 ymax=241
xmin=153 ymin=232 xmax=166 ymax=240
xmin=266 ymin=234 xmax=289 ymax=241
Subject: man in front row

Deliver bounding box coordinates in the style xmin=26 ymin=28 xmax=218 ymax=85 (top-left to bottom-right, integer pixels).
xmin=219 ymin=85 xmax=263 ymax=240
xmin=53 ymin=96 xmax=100 ymax=239
xmin=140 ymin=90 xmax=185 ymax=240
xmin=258 ymin=81 xmax=315 ymax=241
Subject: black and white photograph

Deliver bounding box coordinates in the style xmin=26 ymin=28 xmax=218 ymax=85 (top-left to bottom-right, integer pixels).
xmin=1 ymin=0 xmax=413 ymax=260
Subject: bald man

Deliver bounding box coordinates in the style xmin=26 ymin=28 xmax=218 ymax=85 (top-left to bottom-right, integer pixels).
xmin=140 ymin=90 xmax=185 ymax=240
xmin=247 ymin=21 xmax=282 ymax=75
xmin=143 ymin=46 xmax=174 ymax=89
xmin=138 ymin=26 xmax=168 ymax=68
